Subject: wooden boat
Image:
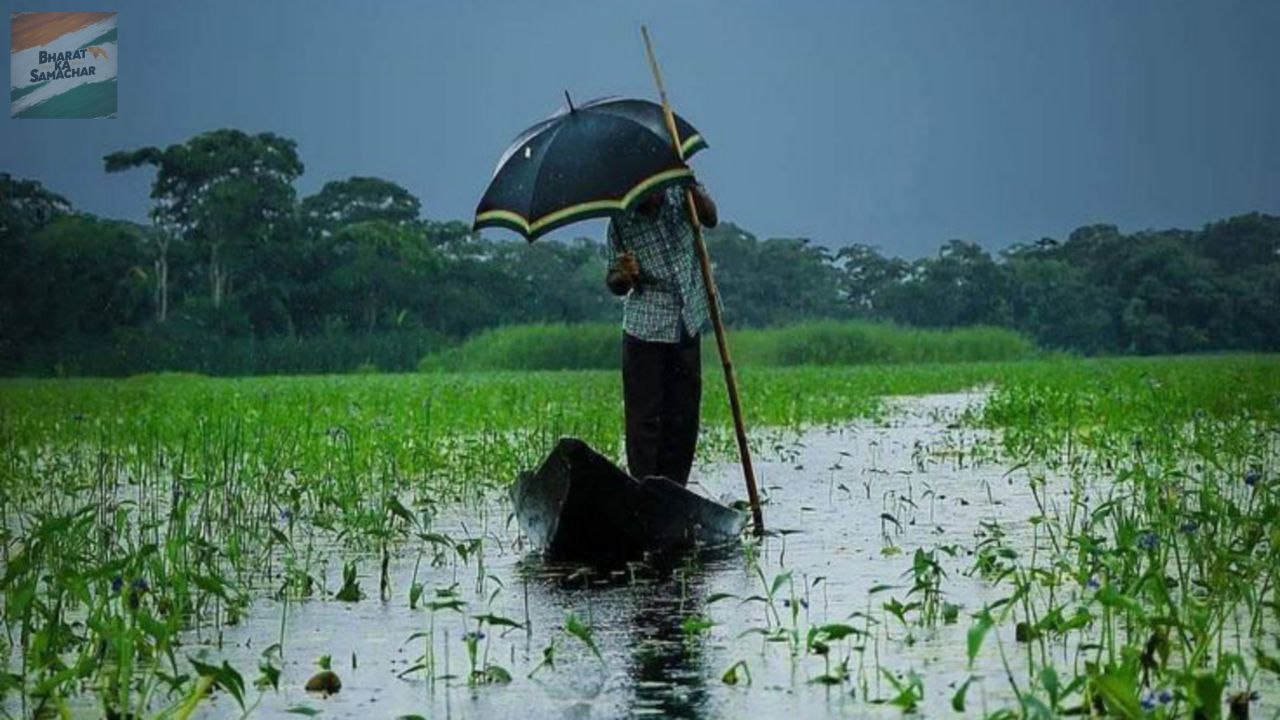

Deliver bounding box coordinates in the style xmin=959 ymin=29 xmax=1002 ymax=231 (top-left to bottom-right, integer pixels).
xmin=512 ymin=437 xmax=746 ymax=561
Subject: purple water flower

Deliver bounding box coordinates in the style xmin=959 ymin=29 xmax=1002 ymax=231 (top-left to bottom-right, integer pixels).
xmin=463 ymin=631 xmax=486 ymax=643
xmin=1137 ymin=531 xmax=1159 ymax=550
xmin=1244 ymin=470 xmax=1261 ymax=487
xmin=1140 ymin=693 xmax=1157 ymax=711
xmin=1086 ymin=576 xmax=1101 ymax=590
xmin=1180 ymin=521 xmax=1198 ymax=534
xmin=279 ymin=508 xmax=294 ymax=524
xmin=1157 ymin=689 xmax=1173 ymax=705
xmin=110 ymin=576 xmax=123 ymax=594
xmin=131 ymin=578 xmax=149 ymax=593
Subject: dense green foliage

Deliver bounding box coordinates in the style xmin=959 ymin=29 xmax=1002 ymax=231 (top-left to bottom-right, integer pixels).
xmin=1 ymin=355 xmax=1277 ymax=716
xmin=2 ymin=127 xmax=1278 ymax=377
xmin=420 ymin=320 xmax=1038 ymax=371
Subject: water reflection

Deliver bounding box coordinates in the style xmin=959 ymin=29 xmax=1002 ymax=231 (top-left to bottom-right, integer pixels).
xmin=624 ymin=566 xmax=709 ymax=718
xmin=524 ymin=550 xmax=724 ymax=719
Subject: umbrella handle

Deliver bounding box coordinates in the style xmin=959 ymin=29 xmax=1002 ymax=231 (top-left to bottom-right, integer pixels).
xmin=640 ymin=25 xmax=765 ymax=537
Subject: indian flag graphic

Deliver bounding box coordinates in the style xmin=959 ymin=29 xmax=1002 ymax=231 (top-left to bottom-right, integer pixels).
xmin=10 ymin=12 xmax=116 ymax=119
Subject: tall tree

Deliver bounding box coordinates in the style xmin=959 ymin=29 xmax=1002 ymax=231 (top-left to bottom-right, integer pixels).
xmin=301 ymin=176 xmax=421 ymax=236
xmin=0 ymin=174 xmax=73 ymax=363
xmin=19 ymin=214 xmax=150 ymax=341
xmin=104 ymin=129 xmax=304 ymax=311
xmin=0 ymin=172 xmax=72 ymax=240
xmin=325 ymin=220 xmax=435 ymax=333
xmin=834 ymin=243 xmax=909 ymax=316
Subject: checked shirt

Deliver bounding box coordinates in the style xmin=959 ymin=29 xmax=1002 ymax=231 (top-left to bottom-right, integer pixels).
xmin=607 ymin=185 xmax=710 ymax=343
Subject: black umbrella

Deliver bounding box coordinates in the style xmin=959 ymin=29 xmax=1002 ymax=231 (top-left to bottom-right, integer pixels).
xmin=473 ymin=95 xmax=708 ymax=241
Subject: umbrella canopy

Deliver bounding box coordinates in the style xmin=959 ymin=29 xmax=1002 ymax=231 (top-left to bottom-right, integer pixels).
xmin=473 ymin=96 xmax=707 ymax=241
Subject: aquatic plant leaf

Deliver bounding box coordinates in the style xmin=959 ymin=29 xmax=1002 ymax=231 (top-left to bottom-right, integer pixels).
xmin=951 ymin=676 xmax=972 ymax=712
xmin=0 ymin=672 xmax=22 ymax=693
xmin=1096 ymin=584 xmax=1141 ymax=614
xmin=1093 ymin=668 xmax=1142 ymax=720
xmin=527 ymin=640 xmax=557 ymax=679
xmin=564 ymin=613 xmax=602 ymax=663
xmin=189 ymin=658 xmax=246 ymax=710
xmin=190 ymin=573 xmax=231 ymax=600
xmin=706 ymin=592 xmax=737 ymax=604
xmin=396 ymin=662 xmax=428 ymax=679
xmin=967 ymin=610 xmax=994 ymax=668
xmin=0 ymin=550 xmax=32 ymax=590
xmin=1190 ymin=671 xmax=1225 ymax=719
xmin=269 ymin=527 xmax=290 ymax=547
xmin=255 ymin=658 xmax=280 ymax=691
xmin=387 ymin=496 xmax=417 ymax=528
xmin=284 ymin=707 xmax=321 ymax=716
xmin=769 ymin=571 xmax=793 ymax=599
xmin=334 ymin=584 xmax=363 ymax=602
xmin=425 ymin=598 xmax=465 ymax=613
xmin=1256 ymin=649 xmax=1280 ymax=676
xmin=879 ymin=668 xmax=923 ymax=712
xmin=31 ymin=665 xmax=79 ymax=696
xmin=1022 ymin=695 xmax=1054 ymax=719
xmin=812 ymin=623 xmax=860 ymax=641
xmin=481 ymin=664 xmax=512 ymax=684
xmin=1041 ymin=665 xmax=1061 ymax=708
xmin=942 ymin=602 xmax=961 ymax=624
xmin=417 ymin=532 xmax=454 ymax=547
xmin=722 ymin=660 xmax=751 ymax=686
xmin=680 ymin=615 xmax=714 ymax=635
xmin=473 ymin=613 xmax=523 ymax=629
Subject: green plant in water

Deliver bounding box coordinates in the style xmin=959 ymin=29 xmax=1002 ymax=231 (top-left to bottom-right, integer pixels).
xmin=333 ymin=561 xmax=363 ymax=602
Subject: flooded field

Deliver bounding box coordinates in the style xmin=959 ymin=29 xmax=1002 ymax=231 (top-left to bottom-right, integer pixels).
xmin=165 ymin=392 xmax=1275 ymax=719
xmin=2 ymin=356 xmax=1278 ymax=718
xmin=177 ymin=392 xmax=1045 ymax=718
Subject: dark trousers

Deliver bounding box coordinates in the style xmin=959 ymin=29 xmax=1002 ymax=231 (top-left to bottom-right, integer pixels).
xmin=622 ymin=329 xmax=702 ymax=486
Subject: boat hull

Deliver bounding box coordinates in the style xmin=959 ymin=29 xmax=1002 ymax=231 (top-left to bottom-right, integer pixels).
xmin=512 ymin=437 xmax=745 ymax=561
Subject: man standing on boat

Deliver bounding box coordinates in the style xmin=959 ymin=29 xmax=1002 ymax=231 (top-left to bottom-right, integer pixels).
xmin=605 ymin=181 xmax=718 ymax=487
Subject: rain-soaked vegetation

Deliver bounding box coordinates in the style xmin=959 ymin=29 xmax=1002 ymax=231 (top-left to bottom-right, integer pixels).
xmin=3 ymin=159 xmax=1278 ymax=378
xmin=2 ymin=354 xmax=1278 ymax=718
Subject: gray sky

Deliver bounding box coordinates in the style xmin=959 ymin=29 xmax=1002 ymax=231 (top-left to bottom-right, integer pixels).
xmin=4 ymin=0 xmax=1278 ymax=257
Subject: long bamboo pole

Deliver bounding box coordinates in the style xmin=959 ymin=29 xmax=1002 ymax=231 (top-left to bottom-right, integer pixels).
xmin=641 ymin=25 xmax=764 ymax=536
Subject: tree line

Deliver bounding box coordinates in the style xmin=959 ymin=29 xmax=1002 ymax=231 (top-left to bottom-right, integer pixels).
xmin=1 ymin=127 xmax=1277 ymax=375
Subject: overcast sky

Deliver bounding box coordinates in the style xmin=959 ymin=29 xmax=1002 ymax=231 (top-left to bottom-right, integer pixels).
xmin=4 ymin=0 xmax=1278 ymax=257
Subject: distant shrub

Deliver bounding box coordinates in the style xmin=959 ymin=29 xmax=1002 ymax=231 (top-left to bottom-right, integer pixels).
xmin=728 ymin=321 xmax=1038 ymax=366
xmin=420 ymin=323 xmax=620 ymax=372
xmin=419 ymin=321 xmax=1039 ymax=372
xmin=12 ymin=329 xmax=450 ymax=377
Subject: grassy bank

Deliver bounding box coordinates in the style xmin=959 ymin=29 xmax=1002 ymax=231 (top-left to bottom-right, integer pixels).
xmin=418 ymin=320 xmax=1039 ymax=371
xmin=11 ymin=328 xmax=450 ymax=377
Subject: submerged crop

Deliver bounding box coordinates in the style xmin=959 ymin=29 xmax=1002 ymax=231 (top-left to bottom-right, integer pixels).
xmin=0 ymin=354 xmax=1276 ymax=717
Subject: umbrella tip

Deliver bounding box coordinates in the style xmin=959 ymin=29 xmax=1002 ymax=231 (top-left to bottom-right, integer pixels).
xmin=564 ymin=90 xmax=575 ymax=113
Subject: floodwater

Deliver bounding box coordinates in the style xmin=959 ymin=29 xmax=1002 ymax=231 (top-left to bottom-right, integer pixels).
xmin=27 ymin=391 xmax=1271 ymax=718
xmin=171 ymin=391 xmax=1068 ymax=718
